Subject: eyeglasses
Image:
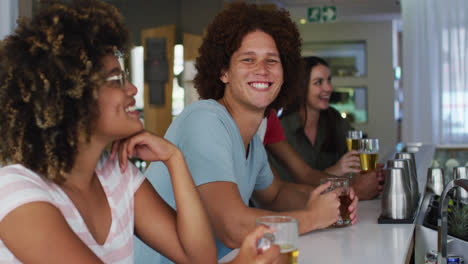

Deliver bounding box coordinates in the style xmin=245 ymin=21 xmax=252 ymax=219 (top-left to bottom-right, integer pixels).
xmin=105 ymin=69 xmax=129 ymax=89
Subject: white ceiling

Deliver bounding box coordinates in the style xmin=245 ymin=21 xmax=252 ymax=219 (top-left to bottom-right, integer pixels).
xmin=241 ymin=0 xmax=401 ymax=22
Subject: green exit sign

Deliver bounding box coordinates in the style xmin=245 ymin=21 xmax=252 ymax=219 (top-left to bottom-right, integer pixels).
xmin=308 ymin=6 xmax=337 ymax=23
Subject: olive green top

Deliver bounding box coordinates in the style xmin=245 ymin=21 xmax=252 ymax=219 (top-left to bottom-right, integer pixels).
xmin=268 ymin=107 xmax=352 ymax=182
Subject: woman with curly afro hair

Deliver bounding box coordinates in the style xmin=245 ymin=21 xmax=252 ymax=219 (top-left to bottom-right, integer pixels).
xmin=0 ymin=1 xmax=280 ymax=263
xmin=142 ymin=2 xmax=357 ymax=262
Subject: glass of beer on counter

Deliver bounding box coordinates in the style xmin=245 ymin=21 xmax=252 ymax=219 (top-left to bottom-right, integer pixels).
xmin=256 ymin=216 xmax=299 ymax=264
xmin=358 ymin=138 xmax=379 ymax=172
xmin=320 ymin=177 xmax=351 ymax=227
xmin=346 ymin=130 xmax=363 ymax=151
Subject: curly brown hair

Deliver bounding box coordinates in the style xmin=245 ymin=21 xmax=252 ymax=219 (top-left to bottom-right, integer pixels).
xmin=194 ymin=2 xmax=303 ymax=114
xmin=0 ymin=0 xmax=130 ymax=184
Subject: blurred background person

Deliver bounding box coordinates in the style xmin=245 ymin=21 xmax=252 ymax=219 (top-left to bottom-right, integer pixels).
xmin=267 ymin=56 xmax=384 ymax=200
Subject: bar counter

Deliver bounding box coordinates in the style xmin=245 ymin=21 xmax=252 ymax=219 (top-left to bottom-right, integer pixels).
xmin=220 ymin=199 xmax=413 ymax=263
xmin=220 ymin=144 xmax=435 ymax=264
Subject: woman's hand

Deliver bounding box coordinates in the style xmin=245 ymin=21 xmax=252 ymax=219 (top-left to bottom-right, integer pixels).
xmin=325 ymin=151 xmax=361 ymax=177
xmin=110 ymin=130 xmax=178 ymax=172
xmin=229 ymin=225 xmax=281 ymax=264
xmin=375 ymin=163 xmax=386 ymax=188
xmin=351 ymin=169 xmax=382 ymax=200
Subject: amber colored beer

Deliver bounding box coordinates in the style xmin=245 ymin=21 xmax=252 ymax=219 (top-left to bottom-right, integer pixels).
xmin=346 ymin=138 xmax=360 ymax=151
xmin=359 ymin=152 xmax=378 ymax=171
xmin=279 ymin=244 xmax=299 ymax=264
xmin=334 ymin=195 xmax=352 ymax=227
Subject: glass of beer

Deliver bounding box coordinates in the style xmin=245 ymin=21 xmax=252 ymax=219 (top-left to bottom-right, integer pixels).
xmin=358 ymin=138 xmax=379 ymax=172
xmin=346 ymin=130 xmax=363 ymax=151
xmin=256 ymin=216 xmax=299 ymax=264
xmin=320 ymin=177 xmax=351 ymax=227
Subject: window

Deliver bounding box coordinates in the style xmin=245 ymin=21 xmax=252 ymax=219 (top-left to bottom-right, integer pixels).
xmin=440 ymin=27 xmax=468 ymax=140
xmin=329 ymin=86 xmax=367 ymax=124
xmin=302 ymin=41 xmax=367 ymax=77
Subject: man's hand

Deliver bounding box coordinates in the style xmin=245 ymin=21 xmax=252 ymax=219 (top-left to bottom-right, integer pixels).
xmin=305 ymin=182 xmax=340 ymax=229
xmin=348 ymin=187 xmax=359 ymax=225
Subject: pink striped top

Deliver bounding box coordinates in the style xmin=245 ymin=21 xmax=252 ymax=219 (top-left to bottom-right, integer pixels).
xmin=0 ymin=152 xmax=145 ymax=263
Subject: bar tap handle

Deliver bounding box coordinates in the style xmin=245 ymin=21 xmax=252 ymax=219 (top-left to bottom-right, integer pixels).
xmin=438 ymin=179 xmax=468 ymax=264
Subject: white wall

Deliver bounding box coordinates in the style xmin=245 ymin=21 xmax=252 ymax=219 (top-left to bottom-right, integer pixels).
xmin=299 ymin=21 xmax=397 ymax=159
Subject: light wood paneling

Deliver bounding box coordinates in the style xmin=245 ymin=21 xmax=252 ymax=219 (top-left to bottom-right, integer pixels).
xmin=183 ymin=33 xmax=203 ymax=105
xmin=183 ymin=33 xmax=203 ymax=61
xmin=141 ymin=25 xmax=175 ymax=136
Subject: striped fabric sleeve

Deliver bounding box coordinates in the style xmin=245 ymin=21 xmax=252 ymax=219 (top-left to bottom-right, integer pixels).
xmin=0 ymin=165 xmax=53 ymax=223
xmin=127 ymin=162 xmax=146 ymax=195
xmin=97 ymin=151 xmax=145 ymax=196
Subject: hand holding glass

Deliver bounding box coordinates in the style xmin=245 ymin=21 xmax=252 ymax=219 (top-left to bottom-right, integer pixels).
xmin=256 ymin=216 xmax=299 ymax=264
xmin=359 ymin=138 xmax=379 ymax=172
xmin=320 ymin=177 xmax=352 ymax=227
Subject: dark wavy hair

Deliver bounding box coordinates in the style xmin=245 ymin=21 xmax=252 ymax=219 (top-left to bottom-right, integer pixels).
xmin=0 ymin=0 xmax=130 ymax=183
xmin=284 ymin=56 xmax=329 ymax=114
xmin=194 ymin=2 xmax=303 ymax=114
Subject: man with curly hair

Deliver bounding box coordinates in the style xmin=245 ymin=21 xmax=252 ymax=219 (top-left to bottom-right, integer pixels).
xmin=0 ymin=1 xmax=282 ymax=263
xmin=142 ymin=2 xmax=359 ymax=262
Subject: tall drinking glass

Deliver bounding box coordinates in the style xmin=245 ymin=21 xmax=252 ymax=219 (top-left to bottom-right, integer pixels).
xmin=346 ymin=130 xmax=363 ymax=151
xmin=256 ymin=216 xmax=299 ymax=264
xmin=359 ymin=138 xmax=379 ymax=172
xmin=346 ymin=131 xmax=363 ymax=176
xmin=320 ymin=177 xmax=351 ymax=227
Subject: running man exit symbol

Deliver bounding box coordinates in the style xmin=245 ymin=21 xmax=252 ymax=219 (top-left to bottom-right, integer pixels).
xmin=308 ymin=7 xmax=321 ymax=22
xmin=307 ymin=6 xmax=337 ymax=23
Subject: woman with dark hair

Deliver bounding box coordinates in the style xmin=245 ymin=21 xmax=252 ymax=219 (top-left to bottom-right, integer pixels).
xmin=0 ymin=1 xmax=279 ymax=263
xmin=268 ymin=56 xmax=383 ymax=200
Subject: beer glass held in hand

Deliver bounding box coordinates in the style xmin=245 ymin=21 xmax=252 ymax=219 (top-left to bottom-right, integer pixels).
xmin=359 ymin=138 xmax=379 ymax=172
xmin=256 ymin=216 xmax=299 ymax=264
xmin=320 ymin=177 xmax=352 ymax=227
xmin=346 ymin=130 xmax=363 ymax=151
xmin=346 ymin=130 xmax=363 ymax=172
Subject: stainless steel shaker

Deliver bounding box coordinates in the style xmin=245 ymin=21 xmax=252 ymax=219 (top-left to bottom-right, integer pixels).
xmin=386 ymin=159 xmax=416 ymax=211
xmin=426 ymin=167 xmax=445 ymax=196
xmin=394 ymin=152 xmax=420 ymax=199
xmin=452 ymin=166 xmax=468 ymax=203
xmin=381 ymin=167 xmax=413 ymax=219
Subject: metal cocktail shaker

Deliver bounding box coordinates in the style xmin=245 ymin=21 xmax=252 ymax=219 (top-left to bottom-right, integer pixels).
xmin=381 ymin=167 xmax=413 ymax=219
xmin=394 ymin=152 xmax=420 ymax=202
xmin=387 ymin=159 xmax=417 ymax=211
xmin=426 ymin=167 xmax=445 ymax=196
xmin=452 ymin=166 xmax=468 ymax=203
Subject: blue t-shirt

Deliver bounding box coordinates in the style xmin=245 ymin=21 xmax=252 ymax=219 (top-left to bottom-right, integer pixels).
xmin=134 ymin=99 xmax=274 ymax=263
